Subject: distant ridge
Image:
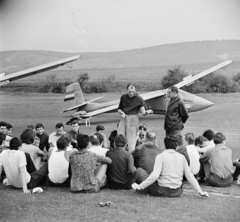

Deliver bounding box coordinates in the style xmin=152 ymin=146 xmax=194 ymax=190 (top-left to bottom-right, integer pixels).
xmin=1 ymin=40 xmax=240 ymax=73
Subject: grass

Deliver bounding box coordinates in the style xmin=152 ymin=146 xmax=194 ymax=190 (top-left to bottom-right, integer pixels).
xmin=0 ymin=92 xmax=240 ymax=221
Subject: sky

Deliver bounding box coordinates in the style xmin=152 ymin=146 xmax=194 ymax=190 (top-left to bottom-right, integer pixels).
xmin=0 ymin=0 xmax=240 ymax=52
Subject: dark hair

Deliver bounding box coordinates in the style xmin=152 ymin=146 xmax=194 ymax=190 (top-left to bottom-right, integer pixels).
xmin=71 ymin=120 xmax=79 ymax=125
xmin=94 ymin=133 xmax=104 ymax=145
xmin=57 ymin=133 xmax=72 ymax=150
xmin=214 ymin=132 xmax=226 ymax=145
xmin=0 ymin=121 xmax=7 ymax=127
xmin=168 ymin=86 xmax=178 ymax=94
xmin=10 ymin=137 xmax=22 ymax=150
xmin=27 ymin=125 xmax=35 ymax=130
xmin=114 ymin=134 xmax=127 ymax=148
xmin=202 ymin=129 xmax=215 ymax=141
xmin=127 ymin=83 xmax=135 ymax=90
xmin=56 ymin=123 xmax=64 ymax=129
xmin=89 ymin=134 xmax=100 ymax=146
xmin=176 ymin=135 xmax=183 ymax=146
xmin=77 ymin=134 xmax=89 ymax=149
xmin=109 ymin=130 xmax=117 ymax=148
xmin=139 ymin=123 xmax=147 ymax=131
xmin=164 ymin=136 xmax=178 ymax=150
xmin=185 ymin=133 xmax=195 ymax=145
xmin=195 ymin=136 xmax=208 ymax=146
xmin=6 ymin=123 xmax=13 ymax=130
xmin=96 ymin=125 xmax=105 ymax=131
xmin=0 ymin=132 xmax=6 ymax=146
xmin=36 ymin=123 xmax=44 ymax=129
xmin=20 ymin=129 xmax=35 ymax=144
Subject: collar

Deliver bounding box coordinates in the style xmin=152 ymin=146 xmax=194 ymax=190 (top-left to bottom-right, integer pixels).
xmin=164 ymin=149 xmax=176 ymax=153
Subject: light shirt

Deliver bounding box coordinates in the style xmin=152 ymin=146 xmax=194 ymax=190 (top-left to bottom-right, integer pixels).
xmin=197 ymin=140 xmax=215 ymax=154
xmin=20 ymin=144 xmax=42 ymax=162
xmin=186 ymin=145 xmax=200 ymax=175
xmin=0 ymin=150 xmax=31 ymax=188
xmin=88 ymin=145 xmax=108 ymax=157
xmin=49 ymin=132 xmax=65 ymax=147
xmin=48 ymin=151 xmax=69 ymax=183
xmin=139 ymin=149 xmax=201 ymax=193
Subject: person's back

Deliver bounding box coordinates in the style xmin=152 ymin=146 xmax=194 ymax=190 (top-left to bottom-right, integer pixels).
xmin=134 ymin=143 xmax=161 ymax=173
xmin=70 ymin=134 xmax=112 ymax=192
xmin=106 ymin=134 xmax=135 ymax=189
xmin=0 ymin=148 xmax=31 ymax=188
xmin=88 ymin=134 xmax=108 ymax=157
xmin=186 ymin=144 xmax=200 ymax=175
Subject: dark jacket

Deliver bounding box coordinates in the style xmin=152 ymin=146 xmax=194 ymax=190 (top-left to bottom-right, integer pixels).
xmin=164 ymin=95 xmax=189 ymax=131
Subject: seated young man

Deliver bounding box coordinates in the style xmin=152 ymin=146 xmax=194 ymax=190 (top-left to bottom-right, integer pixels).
xmin=200 ymin=132 xmax=234 ymax=187
xmin=233 ymin=159 xmax=240 ymax=184
xmin=88 ymin=134 xmax=108 ymax=157
xmin=132 ymin=136 xmax=209 ymax=198
xmin=69 ymin=134 xmax=112 ymax=193
xmin=49 ymin=123 xmax=66 ymax=148
xmin=35 ymin=123 xmax=50 ymax=152
xmin=20 ymin=129 xmax=46 ymax=169
xmin=0 ymin=132 xmax=7 ymax=153
xmin=132 ymin=132 xmax=162 ymax=173
xmin=67 ymin=120 xmax=82 ymax=148
xmin=0 ymin=137 xmax=48 ymax=194
xmin=96 ymin=125 xmax=108 ymax=148
xmin=48 ymin=134 xmax=77 ymax=187
xmin=184 ymin=133 xmax=200 ymax=176
xmin=197 ymin=129 xmax=215 ymax=154
xmin=106 ymin=134 xmax=136 ymax=190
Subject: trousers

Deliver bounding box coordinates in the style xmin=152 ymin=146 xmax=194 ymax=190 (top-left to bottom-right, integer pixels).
xmin=118 ymin=115 xmax=139 ymax=152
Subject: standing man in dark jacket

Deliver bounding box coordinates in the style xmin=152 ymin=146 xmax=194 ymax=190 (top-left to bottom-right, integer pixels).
xmin=164 ymin=86 xmax=189 ymax=136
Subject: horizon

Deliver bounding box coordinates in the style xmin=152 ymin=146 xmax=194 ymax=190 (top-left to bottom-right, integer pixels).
xmin=1 ymin=0 xmax=240 ymax=53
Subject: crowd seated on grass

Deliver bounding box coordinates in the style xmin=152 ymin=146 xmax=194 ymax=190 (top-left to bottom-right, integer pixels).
xmin=0 ymin=120 xmax=240 ymax=196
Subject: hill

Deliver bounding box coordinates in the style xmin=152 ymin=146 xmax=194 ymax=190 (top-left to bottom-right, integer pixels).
xmin=1 ymin=40 xmax=240 ymax=74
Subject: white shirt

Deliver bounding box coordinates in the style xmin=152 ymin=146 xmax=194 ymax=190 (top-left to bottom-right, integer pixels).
xmin=0 ymin=150 xmax=31 ymax=188
xmin=197 ymin=140 xmax=215 ymax=154
xmin=186 ymin=145 xmax=200 ymax=175
xmin=49 ymin=132 xmax=65 ymax=147
xmin=48 ymin=151 xmax=69 ymax=183
xmin=139 ymin=149 xmax=201 ymax=193
xmin=88 ymin=145 xmax=108 ymax=157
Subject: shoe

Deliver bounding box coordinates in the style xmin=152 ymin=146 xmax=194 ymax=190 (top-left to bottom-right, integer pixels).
xmin=2 ymin=178 xmax=11 ymax=186
xmin=32 ymin=187 xmax=43 ymax=193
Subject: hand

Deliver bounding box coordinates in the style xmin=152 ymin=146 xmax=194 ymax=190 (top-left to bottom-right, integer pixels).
xmin=199 ymin=191 xmax=209 ymax=197
xmin=132 ymin=183 xmax=141 ymax=190
xmin=121 ymin=113 xmax=126 ymax=118
xmin=23 ymin=189 xmax=31 ymax=194
xmin=147 ymin=109 xmax=153 ymax=115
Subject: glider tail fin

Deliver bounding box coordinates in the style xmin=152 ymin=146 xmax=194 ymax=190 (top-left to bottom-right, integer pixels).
xmin=64 ymin=82 xmax=85 ymax=105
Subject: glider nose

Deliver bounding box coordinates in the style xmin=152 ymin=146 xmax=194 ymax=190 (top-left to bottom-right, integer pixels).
xmin=193 ymin=96 xmax=214 ymax=112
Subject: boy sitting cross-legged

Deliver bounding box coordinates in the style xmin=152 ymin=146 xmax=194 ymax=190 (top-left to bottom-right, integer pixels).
xmin=0 ymin=137 xmax=48 ymax=194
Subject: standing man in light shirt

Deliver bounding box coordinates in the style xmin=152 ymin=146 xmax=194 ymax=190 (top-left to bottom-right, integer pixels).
xmin=118 ymin=84 xmax=153 ymax=152
xmin=132 ymin=136 xmax=208 ymax=198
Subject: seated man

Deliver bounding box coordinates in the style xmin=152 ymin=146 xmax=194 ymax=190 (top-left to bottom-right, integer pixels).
xmin=184 ymin=133 xmax=200 ymax=176
xmin=67 ymin=120 xmax=82 ymax=148
xmin=175 ymin=135 xmax=190 ymax=165
xmin=35 ymin=123 xmax=50 ymax=152
xmin=88 ymin=134 xmax=108 ymax=157
xmin=69 ymin=134 xmax=112 ymax=193
xmin=132 ymin=132 xmax=162 ymax=173
xmin=0 ymin=132 xmax=7 ymax=153
xmin=0 ymin=137 xmax=48 ymax=194
xmin=20 ymin=129 xmax=46 ymax=169
xmin=49 ymin=123 xmax=65 ymax=148
xmin=200 ymin=132 xmax=234 ymax=187
xmin=136 ymin=123 xmax=148 ymax=147
xmin=233 ymin=159 xmax=240 ymax=184
xmin=106 ymin=134 xmax=136 ymax=189
xmin=132 ymin=136 xmax=208 ymax=198
xmin=197 ymin=129 xmax=215 ymax=154
xmin=48 ymin=134 xmax=77 ymax=187
xmin=96 ymin=125 xmax=108 ymax=148
xmin=195 ymin=136 xmax=209 ymax=152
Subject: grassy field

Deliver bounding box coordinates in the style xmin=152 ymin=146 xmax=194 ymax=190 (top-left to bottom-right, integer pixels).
xmin=0 ymin=92 xmax=240 ymax=221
